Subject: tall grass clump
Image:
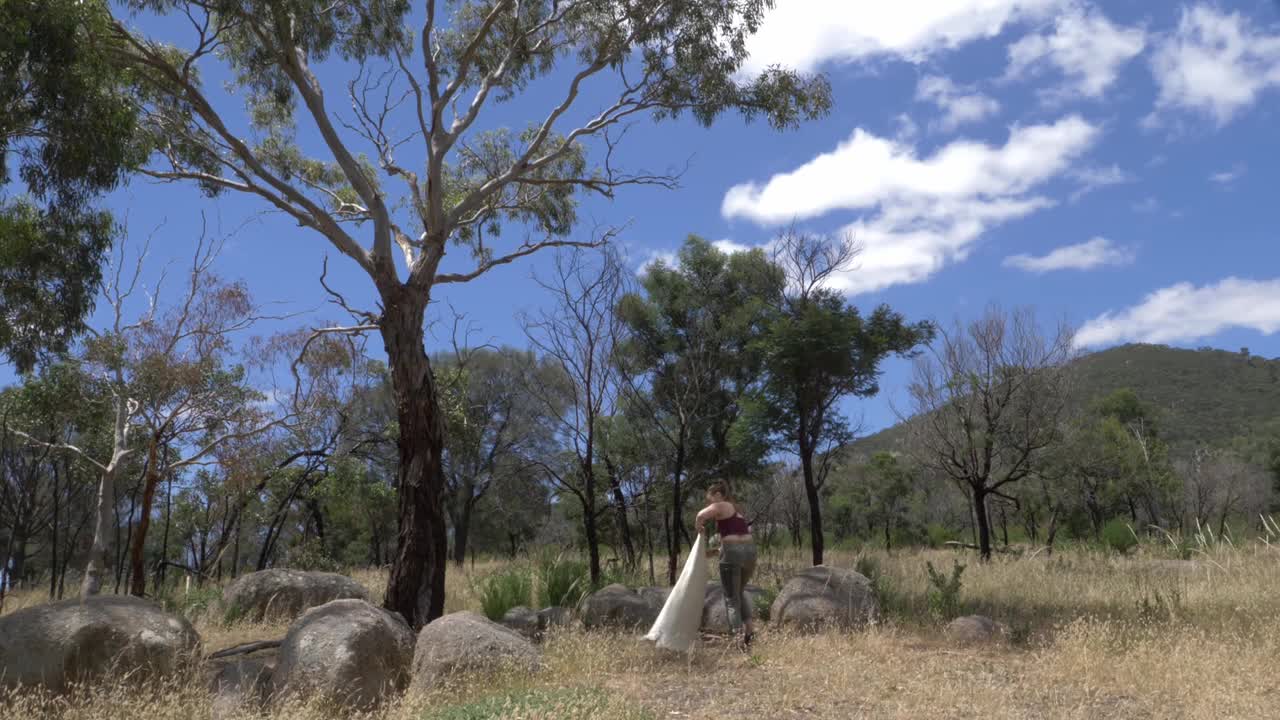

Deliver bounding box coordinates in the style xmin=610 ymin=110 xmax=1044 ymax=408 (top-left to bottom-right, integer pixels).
xmin=536 ymin=554 xmax=590 ymax=609
xmin=476 ymin=567 xmax=533 ymax=621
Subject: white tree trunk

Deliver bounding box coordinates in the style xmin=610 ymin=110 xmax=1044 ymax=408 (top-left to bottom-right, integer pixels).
xmin=81 ymin=396 xmax=134 ymax=599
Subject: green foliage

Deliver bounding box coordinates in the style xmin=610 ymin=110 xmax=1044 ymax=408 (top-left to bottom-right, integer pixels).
xmin=0 ymin=0 xmax=141 ymax=371
xmin=477 ymin=568 xmax=534 ymax=621
xmin=1102 ymin=519 xmax=1138 ymax=555
xmin=924 ymin=560 xmax=966 ymax=621
xmin=431 ymin=687 xmax=653 ymax=720
xmin=752 ymin=585 xmax=776 ymax=621
xmin=926 ymin=524 xmax=960 ymax=549
xmin=157 ymin=584 xmax=222 ymax=621
xmin=283 ymin=536 xmax=341 ymax=573
xmin=619 ymin=236 xmax=787 ymax=483
xmin=856 ymin=554 xmax=903 ymax=618
xmin=536 ymin=554 xmax=591 ymax=609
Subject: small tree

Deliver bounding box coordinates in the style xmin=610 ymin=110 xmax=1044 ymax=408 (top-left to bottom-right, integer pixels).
xmin=124 ymin=235 xmax=295 ymax=596
xmin=906 ymin=305 xmax=1075 ymax=561
xmin=522 ymin=249 xmax=626 ymax=585
xmin=748 ymin=230 xmax=932 ymax=566
xmin=619 ymin=236 xmax=783 ymax=582
xmin=437 ymin=346 xmax=547 ymax=565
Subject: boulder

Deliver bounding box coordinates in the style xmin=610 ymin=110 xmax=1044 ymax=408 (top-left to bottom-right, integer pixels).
xmin=208 ymin=657 xmax=273 ymax=718
xmin=581 ymin=584 xmax=658 ymax=630
xmin=537 ymin=606 xmax=572 ymax=632
xmin=271 ymin=599 xmax=415 ymax=709
xmin=501 ymin=606 xmax=542 ymax=639
xmin=701 ymin=583 xmax=769 ymax=634
xmin=0 ymin=595 xmax=200 ymax=693
xmin=410 ymin=611 xmax=540 ymax=689
xmin=945 ymin=615 xmax=1007 ymax=645
xmin=221 ymin=569 xmax=368 ymax=623
xmin=770 ymin=566 xmax=879 ymax=631
xmin=636 ymin=586 xmax=670 ymax=612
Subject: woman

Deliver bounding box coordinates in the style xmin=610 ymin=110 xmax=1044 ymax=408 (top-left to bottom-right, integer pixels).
xmin=695 ymin=480 xmax=756 ymax=649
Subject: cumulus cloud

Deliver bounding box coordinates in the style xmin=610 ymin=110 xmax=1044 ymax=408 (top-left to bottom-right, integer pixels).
xmin=739 ymin=0 xmax=1066 ymax=75
xmin=1006 ymin=6 xmax=1146 ymax=100
xmin=1147 ymin=5 xmax=1280 ymax=126
xmin=1003 ymin=237 xmax=1134 ymax=273
xmin=1076 ymin=277 xmax=1280 ymax=347
xmin=915 ymin=75 xmax=1001 ymax=131
xmin=720 ymin=116 xmax=1100 ymax=294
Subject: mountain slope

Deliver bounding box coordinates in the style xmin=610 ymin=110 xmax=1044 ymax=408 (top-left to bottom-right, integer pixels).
xmin=851 ymin=344 xmax=1280 ymax=456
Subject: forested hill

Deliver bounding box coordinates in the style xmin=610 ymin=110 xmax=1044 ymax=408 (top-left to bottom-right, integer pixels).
xmin=852 ymin=343 xmax=1280 ymax=455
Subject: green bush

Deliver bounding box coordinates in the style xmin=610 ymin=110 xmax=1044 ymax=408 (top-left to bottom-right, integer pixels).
xmin=752 ymin=585 xmax=776 ymax=621
xmin=854 ymin=554 xmax=882 ymax=583
xmin=1102 ymin=518 xmax=1138 ymax=555
xmin=925 ymin=524 xmax=958 ymax=549
xmin=925 ymin=559 xmax=965 ymax=621
xmin=536 ymin=554 xmax=590 ymax=609
xmin=477 ymin=568 xmax=533 ymax=621
xmin=157 ymin=584 xmax=222 ymax=622
xmin=283 ymin=536 xmax=341 ymax=572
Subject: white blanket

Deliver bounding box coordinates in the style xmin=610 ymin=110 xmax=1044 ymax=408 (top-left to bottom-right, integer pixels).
xmin=644 ymin=533 xmax=708 ymax=653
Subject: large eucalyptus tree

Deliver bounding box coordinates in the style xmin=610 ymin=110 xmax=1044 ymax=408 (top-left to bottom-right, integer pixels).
xmin=100 ymin=0 xmax=830 ymax=625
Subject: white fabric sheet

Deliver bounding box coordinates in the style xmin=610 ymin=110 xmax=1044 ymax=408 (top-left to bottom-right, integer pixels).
xmin=644 ymin=533 xmax=708 ymax=653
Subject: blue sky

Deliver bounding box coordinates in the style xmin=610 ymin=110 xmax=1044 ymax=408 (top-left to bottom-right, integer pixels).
xmin=6 ymin=0 xmax=1280 ymax=435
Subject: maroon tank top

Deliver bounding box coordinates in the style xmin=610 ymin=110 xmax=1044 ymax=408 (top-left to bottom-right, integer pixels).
xmin=717 ymin=513 xmax=750 ymax=536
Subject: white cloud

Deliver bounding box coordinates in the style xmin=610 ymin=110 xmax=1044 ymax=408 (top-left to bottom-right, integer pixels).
xmin=1147 ymin=5 xmax=1280 ymax=126
xmin=740 ymin=0 xmax=1067 ymax=75
xmin=711 ymin=239 xmax=755 ymax=255
xmin=1006 ymin=6 xmax=1146 ymax=100
xmin=1077 ymin=277 xmax=1280 ymax=347
xmin=721 ymin=117 xmax=1099 ymax=294
xmin=1132 ymin=196 xmax=1160 ymax=213
xmin=1003 ymin=237 xmax=1134 ymax=273
xmin=1068 ymin=164 xmax=1134 ymax=202
xmin=915 ymin=76 xmax=1001 ymax=131
xmin=1210 ymin=163 xmax=1246 ymax=185
xmin=636 ymin=250 xmax=677 ymax=275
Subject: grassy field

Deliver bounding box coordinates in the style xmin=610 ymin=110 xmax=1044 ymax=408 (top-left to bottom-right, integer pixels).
xmin=4 ymin=538 xmax=1280 ymax=719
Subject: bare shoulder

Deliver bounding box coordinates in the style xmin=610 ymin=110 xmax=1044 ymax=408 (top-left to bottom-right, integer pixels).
xmin=712 ymin=501 xmax=736 ymax=518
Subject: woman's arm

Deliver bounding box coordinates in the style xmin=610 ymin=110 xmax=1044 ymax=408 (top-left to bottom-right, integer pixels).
xmin=694 ymin=501 xmax=730 ymax=533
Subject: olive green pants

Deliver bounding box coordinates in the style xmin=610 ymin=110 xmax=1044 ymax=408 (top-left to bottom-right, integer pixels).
xmin=718 ymin=542 xmax=757 ymax=634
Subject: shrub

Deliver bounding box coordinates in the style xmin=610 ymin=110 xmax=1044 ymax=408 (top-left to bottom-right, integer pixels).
xmin=925 ymin=559 xmax=965 ymax=621
xmin=926 ymin=524 xmax=958 ymax=549
xmin=157 ymin=584 xmax=221 ymax=622
xmin=1102 ymin=518 xmax=1138 ymax=555
xmin=477 ymin=568 xmax=533 ymax=621
xmin=752 ymin=585 xmax=776 ymax=621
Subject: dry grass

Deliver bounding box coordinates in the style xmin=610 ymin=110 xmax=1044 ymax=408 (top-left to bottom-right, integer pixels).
xmin=4 ymin=542 xmax=1280 ymax=719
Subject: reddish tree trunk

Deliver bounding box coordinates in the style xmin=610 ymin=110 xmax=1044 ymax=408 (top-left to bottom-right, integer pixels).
xmin=129 ymin=435 xmax=162 ymax=596
xmin=380 ymin=288 xmax=448 ymax=630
